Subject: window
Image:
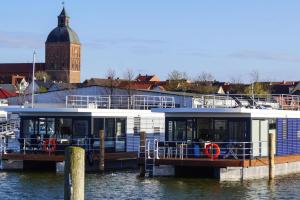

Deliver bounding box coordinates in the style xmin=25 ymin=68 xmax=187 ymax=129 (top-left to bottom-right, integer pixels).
xmin=73 ymin=120 xmax=89 ymax=139
xmin=93 ymin=118 xmax=104 ymax=137
xmin=22 ymin=119 xmax=35 ymax=138
xmin=57 ymin=118 xmax=72 ymax=139
xmin=133 ymin=117 xmax=141 ymax=135
xmin=174 ymin=121 xmax=186 ymax=141
xmin=153 ymin=127 xmax=160 ymax=136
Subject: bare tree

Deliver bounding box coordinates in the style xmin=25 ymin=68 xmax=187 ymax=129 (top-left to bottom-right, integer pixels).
xmin=35 ymin=71 xmax=50 ymax=81
xmin=244 ymin=70 xmax=270 ymax=94
xmin=123 ymin=68 xmax=135 ymax=96
xmin=249 ymin=70 xmax=260 ymax=83
xmin=105 ymin=68 xmax=118 ymax=96
xmin=167 ymin=70 xmax=188 ymax=80
xmin=194 ymin=72 xmax=214 ymax=83
xmin=166 ymin=70 xmax=189 ymax=91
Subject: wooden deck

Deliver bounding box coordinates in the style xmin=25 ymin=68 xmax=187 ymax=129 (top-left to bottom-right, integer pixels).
xmin=139 ymin=155 xmax=300 ymax=168
xmin=1 ymin=152 xmax=138 ymax=162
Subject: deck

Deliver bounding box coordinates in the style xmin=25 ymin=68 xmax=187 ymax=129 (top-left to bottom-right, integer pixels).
xmin=1 ymin=152 xmax=138 ymax=162
xmin=139 ymin=155 xmax=300 ymax=168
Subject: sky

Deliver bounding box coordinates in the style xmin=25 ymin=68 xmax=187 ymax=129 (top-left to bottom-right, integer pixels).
xmin=1 ymin=1 xmax=300 ymax=83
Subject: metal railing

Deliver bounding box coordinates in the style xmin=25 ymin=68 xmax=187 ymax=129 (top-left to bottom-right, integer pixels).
xmin=141 ymin=140 xmax=269 ymax=161
xmin=0 ymin=121 xmax=18 ymax=136
xmin=0 ymin=136 xmax=147 ymax=156
xmin=66 ymin=95 xmax=175 ymax=110
xmin=193 ymin=94 xmax=300 ymax=110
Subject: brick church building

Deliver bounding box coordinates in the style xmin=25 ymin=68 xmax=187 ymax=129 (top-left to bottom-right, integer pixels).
xmin=0 ymin=7 xmax=81 ymax=84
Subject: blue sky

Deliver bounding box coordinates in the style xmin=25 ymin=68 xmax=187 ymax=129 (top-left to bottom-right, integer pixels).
xmin=0 ymin=1 xmax=300 ymax=82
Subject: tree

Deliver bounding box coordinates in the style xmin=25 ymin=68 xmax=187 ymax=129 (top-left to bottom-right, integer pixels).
xmin=35 ymin=71 xmax=49 ymax=81
xmin=244 ymin=70 xmax=270 ymax=95
xmin=123 ymin=68 xmax=135 ymax=96
xmin=105 ymin=68 xmax=118 ymax=96
xmin=166 ymin=70 xmax=190 ymax=91
xmin=194 ymin=72 xmax=214 ymax=83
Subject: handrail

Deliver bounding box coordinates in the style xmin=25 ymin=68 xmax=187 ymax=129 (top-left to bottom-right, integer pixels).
xmin=65 ymin=95 xmax=175 ymax=110
xmin=193 ymin=94 xmax=300 ymax=111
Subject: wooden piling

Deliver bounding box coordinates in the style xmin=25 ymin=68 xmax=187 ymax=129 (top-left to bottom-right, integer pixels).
xmin=99 ymin=129 xmax=105 ymax=172
xmin=139 ymin=131 xmax=146 ymax=177
xmin=64 ymin=146 xmax=85 ymax=200
xmin=269 ymin=132 xmax=275 ymax=180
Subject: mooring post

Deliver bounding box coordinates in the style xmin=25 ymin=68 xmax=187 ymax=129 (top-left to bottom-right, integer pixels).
xmin=64 ymin=146 xmax=85 ymax=200
xmin=269 ymin=132 xmax=275 ymax=180
xmin=139 ymin=131 xmax=146 ymax=177
xmin=99 ymin=129 xmax=105 ymax=172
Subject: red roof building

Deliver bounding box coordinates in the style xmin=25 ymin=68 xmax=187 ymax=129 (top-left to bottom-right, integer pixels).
xmin=0 ymin=88 xmax=17 ymax=99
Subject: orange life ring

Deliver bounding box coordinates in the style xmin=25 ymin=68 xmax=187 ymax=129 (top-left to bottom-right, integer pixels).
xmin=204 ymin=143 xmax=220 ymax=159
xmin=43 ymin=139 xmax=57 ymax=153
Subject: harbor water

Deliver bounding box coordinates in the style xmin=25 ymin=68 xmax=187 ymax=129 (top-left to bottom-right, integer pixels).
xmin=0 ymin=170 xmax=298 ymax=199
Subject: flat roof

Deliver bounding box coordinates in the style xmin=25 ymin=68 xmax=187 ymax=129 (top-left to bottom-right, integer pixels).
xmin=152 ymin=107 xmax=300 ymax=118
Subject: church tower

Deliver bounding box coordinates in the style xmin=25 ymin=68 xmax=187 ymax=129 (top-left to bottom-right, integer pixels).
xmin=45 ymin=7 xmax=81 ymax=83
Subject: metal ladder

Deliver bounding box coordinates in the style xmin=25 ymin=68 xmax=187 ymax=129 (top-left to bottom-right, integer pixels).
xmin=144 ymin=139 xmax=159 ymax=177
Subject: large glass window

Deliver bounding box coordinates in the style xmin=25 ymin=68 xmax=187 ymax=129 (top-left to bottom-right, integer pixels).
xmin=197 ymin=118 xmax=213 ymax=141
xmin=56 ymin=118 xmax=72 ymax=140
xmin=214 ymin=120 xmax=227 ymax=142
xmin=93 ymin=118 xmax=126 ymax=152
xmin=228 ymin=121 xmax=246 ymax=142
xmin=174 ymin=121 xmax=186 ymax=141
xmin=22 ymin=119 xmax=35 ymax=138
xmin=73 ymin=120 xmax=89 ymax=138
xmin=166 ymin=117 xmax=250 ymax=143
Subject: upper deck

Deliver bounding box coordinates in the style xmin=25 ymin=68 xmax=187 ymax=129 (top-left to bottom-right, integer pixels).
xmin=192 ymin=94 xmax=300 ymax=110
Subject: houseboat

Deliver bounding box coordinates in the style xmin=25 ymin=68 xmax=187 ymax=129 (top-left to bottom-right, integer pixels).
xmin=138 ymin=94 xmax=300 ymax=180
xmin=0 ymin=95 xmax=172 ymax=171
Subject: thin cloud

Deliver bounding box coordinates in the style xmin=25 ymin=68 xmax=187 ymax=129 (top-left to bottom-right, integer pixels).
xmin=0 ymin=30 xmax=44 ymax=49
xmin=230 ymin=50 xmax=300 ymax=62
xmin=84 ymin=37 xmax=167 ymax=48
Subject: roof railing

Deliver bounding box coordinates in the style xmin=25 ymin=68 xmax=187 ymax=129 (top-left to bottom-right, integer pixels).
xmin=193 ymin=94 xmax=300 ymax=111
xmin=65 ymin=95 xmax=175 ymax=110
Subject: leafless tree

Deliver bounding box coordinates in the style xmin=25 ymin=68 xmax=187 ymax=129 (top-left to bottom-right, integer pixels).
xmin=249 ymin=70 xmax=260 ymax=83
xmin=123 ymin=68 xmax=135 ymax=96
xmin=105 ymin=68 xmax=118 ymax=96
xmin=166 ymin=70 xmax=189 ymax=91
xmin=194 ymin=72 xmax=214 ymax=83
xmin=35 ymin=71 xmax=50 ymax=81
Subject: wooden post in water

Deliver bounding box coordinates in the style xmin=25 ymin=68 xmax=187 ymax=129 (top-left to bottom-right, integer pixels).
xmin=64 ymin=146 xmax=85 ymax=200
xmin=139 ymin=131 xmax=146 ymax=177
xmin=99 ymin=129 xmax=105 ymax=172
xmin=269 ymin=132 xmax=275 ymax=180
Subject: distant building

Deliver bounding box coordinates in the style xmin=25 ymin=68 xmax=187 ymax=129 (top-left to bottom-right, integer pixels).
xmin=45 ymin=7 xmax=81 ymax=83
xmin=0 ymin=7 xmax=81 ymax=84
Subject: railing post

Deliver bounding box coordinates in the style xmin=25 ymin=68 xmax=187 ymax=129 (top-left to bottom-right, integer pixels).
xmin=108 ymin=96 xmax=111 ymax=109
xmin=66 ymin=96 xmax=68 ymax=108
xmin=139 ymin=131 xmax=146 ymax=177
xmin=99 ymin=130 xmax=105 ymax=172
xmin=23 ymin=138 xmax=26 ymax=155
xmin=269 ymin=133 xmax=275 ymax=180
xmin=243 ymin=142 xmax=245 ymax=161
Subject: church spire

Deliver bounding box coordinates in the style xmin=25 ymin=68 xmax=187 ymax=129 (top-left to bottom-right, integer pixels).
xmin=58 ymin=7 xmax=70 ymax=27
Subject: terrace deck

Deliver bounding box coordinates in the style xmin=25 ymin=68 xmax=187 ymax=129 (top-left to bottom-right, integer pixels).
xmin=1 ymin=152 xmax=138 ymax=162
xmin=138 ymin=155 xmax=300 ymax=168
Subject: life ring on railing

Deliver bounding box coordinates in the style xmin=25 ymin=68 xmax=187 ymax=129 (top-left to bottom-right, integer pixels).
xmin=43 ymin=139 xmax=57 ymax=153
xmin=204 ymin=143 xmax=220 ymax=159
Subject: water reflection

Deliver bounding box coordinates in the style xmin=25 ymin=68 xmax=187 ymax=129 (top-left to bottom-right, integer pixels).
xmin=0 ymin=171 xmax=299 ymax=199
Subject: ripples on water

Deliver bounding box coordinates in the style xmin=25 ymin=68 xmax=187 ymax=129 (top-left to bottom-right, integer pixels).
xmin=0 ymin=170 xmax=299 ymax=199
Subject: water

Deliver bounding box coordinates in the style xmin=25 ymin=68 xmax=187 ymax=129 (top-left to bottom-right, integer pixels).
xmin=0 ymin=170 xmax=298 ymax=199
